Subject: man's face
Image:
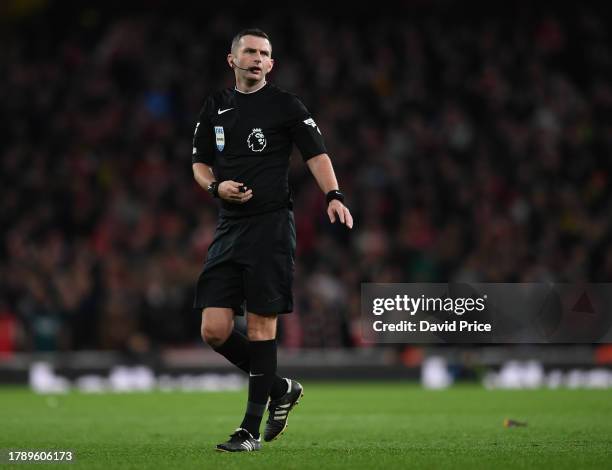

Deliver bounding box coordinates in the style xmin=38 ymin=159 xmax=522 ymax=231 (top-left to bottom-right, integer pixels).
xmin=228 ymin=35 xmax=274 ymax=82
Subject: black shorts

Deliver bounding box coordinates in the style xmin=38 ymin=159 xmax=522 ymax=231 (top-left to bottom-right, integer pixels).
xmin=194 ymin=208 xmax=296 ymax=316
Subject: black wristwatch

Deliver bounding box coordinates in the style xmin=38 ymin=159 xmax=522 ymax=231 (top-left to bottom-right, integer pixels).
xmin=207 ymin=181 xmax=220 ymax=198
xmin=326 ymin=189 xmax=345 ymax=205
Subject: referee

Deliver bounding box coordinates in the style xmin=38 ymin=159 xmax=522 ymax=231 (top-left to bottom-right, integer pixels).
xmin=192 ymin=28 xmax=353 ymax=452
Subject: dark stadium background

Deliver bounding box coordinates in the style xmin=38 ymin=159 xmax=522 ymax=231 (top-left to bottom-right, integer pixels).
xmin=1 ymin=0 xmax=612 ymax=384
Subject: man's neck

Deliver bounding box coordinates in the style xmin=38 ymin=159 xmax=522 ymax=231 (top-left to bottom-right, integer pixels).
xmin=235 ymin=80 xmax=267 ymax=94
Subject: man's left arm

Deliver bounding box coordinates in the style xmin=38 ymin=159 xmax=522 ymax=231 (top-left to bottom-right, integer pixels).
xmin=306 ymin=153 xmax=353 ymax=229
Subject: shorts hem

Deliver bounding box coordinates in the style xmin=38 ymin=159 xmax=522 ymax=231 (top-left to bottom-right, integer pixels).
xmin=246 ymin=304 xmax=293 ymax=315
xmin=194 ymin=303 xmax=245 ymax=316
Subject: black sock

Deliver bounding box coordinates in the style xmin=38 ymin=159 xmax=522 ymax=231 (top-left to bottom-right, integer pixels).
xmin=240 ymin=339 xmax=277 ymax=438
xmin=211 ymin=330 xmax=250 ymax=374
xmin=270 ymin=374 xmax=288 ymax=399
xmin=212 ymin=330 xmax=288 ymax=399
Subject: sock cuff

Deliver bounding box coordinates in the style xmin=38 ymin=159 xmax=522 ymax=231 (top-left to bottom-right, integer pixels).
xmin=212 ymin=330 xmax=247 ymax=353
xmin=248 ymin=338 xmax=277 ymax=349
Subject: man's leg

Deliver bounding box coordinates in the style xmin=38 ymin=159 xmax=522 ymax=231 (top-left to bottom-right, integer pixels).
xmin=201 ymin=307 xmax=234 ymax=349
xmin=238 ymin=312 xmax=279 ymax=439
xmin=201 ymin=308 xmax=288 ymax=397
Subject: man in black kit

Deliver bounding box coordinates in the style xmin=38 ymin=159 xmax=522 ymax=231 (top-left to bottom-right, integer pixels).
xmin=192 ymin=28 xmax=353 ymax=452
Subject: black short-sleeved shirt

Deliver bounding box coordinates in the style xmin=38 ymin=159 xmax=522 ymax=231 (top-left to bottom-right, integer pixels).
xmin=192 ymin=83 xmax=326 ymax=218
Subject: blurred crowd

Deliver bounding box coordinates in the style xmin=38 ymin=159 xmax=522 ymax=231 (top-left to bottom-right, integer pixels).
xmin=1 ymin=2 xmax=611 ymax=353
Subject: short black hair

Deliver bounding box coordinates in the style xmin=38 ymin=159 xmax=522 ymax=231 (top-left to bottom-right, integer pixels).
xmin=231 ymin=28 xmax=272 ymax=53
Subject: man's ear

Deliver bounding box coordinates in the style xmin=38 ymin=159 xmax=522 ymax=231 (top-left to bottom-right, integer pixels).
xmin=267 ymin=58 xmax=275 ymax=74
xmin=227 ymin=53 xmax=235 ymax=69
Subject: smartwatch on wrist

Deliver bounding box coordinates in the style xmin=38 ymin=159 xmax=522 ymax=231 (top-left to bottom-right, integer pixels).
xmin=326 ymin=189 xmax=345 ymax=205
xmin=207 ymin=181 xmax=220 ymax=198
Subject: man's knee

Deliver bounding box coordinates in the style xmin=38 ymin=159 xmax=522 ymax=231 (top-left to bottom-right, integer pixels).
xmin=247 ymin=312 xmax=277 ymax=341
xmin=201 ymin=308 xmax=234 ymax=348
xmin=202 ymin=324 xmax=229 ymax=348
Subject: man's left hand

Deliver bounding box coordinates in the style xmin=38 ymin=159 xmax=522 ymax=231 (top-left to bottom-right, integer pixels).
xmin=327 ymin=200 xmax=353 ymax=229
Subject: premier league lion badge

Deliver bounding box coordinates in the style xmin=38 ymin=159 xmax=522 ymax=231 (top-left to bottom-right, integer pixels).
xmin=247 ymin=128 xmax=267 ymax=152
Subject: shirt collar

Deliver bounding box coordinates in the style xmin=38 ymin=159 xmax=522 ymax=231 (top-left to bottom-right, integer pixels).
xmin=234 ymin=81 xmax=267 ymax=95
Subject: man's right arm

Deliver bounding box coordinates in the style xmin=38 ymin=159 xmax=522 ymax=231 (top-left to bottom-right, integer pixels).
xmin=192 ymin=162 xmax=216 ymax=190
xmin=192 ymin=163 xmax=253 ymax=203
xmin=191 ymin=97 xmax=252 ymax=203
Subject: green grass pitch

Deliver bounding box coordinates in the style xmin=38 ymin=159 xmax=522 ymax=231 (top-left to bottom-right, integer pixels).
xmin=2 ymin=383 xmax=611 ymax=469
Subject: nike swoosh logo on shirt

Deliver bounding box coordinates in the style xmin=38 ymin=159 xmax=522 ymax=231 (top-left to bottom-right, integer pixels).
xmin=218 ymin=108 xmax=234 ymax=115
xmin=249 ymin=372 xmax=264 ymax=377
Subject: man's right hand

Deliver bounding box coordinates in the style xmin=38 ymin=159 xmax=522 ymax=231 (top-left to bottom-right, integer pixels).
xmin=218 ymin=180 xmax=253 ymax=204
